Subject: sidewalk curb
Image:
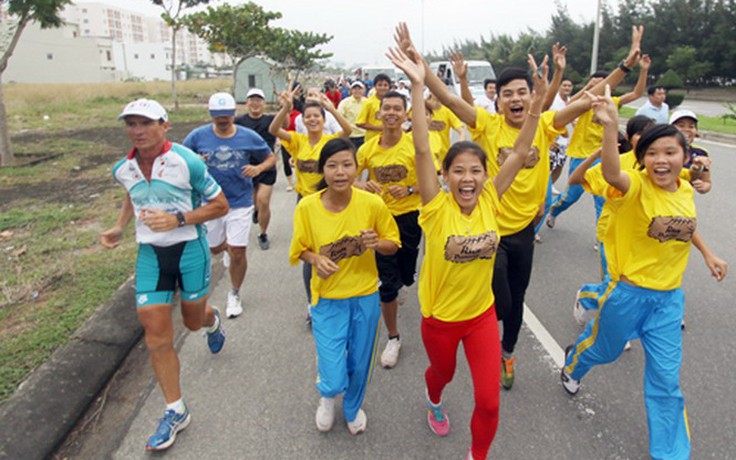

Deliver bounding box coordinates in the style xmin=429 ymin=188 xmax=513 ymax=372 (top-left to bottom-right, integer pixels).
xmin=0 ymin=277 xmax=140 ymax=460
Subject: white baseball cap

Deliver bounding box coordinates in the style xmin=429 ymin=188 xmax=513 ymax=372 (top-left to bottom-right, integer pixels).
xmin=350 ymin=81 xmax=365 ymax=89
xmin=246 ymin=88 xmax=266 ymax=99
xmin=208 ymin=92 xmax=236 ymax=117
xmin=118 ymin=98 xmax=168 ymax=121
xmin=669 ymin=109 xmax=698 ymax=125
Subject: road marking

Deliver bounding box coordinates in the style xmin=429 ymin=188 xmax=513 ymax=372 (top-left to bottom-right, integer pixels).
xmin=699 ymin=138 xmax=735 ymax=148
xmin=523 ymin=303 xmax=565 ymax=368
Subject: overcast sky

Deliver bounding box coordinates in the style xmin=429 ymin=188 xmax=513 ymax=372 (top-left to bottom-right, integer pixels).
xmin=78 ymin=0 xmax=602 ymax=68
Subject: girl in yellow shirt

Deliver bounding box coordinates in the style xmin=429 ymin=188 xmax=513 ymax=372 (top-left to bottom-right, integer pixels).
xmin=289 ymin=138 xmax=400 ymax=435
xmin=561 ymin=86 xmax=727 ymax=460
xmin=390 ymin=46 xmax=549 ymax=460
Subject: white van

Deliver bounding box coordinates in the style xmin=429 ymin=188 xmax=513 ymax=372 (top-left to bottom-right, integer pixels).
xmin=429 ymin=60 xmax=496 ymax=99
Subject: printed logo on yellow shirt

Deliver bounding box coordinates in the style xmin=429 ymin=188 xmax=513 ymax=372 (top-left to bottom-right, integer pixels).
xmin=497 ymin=146 xmax=540 ymax=169
xmin=320 ymin=235 xmax=367 ymax=263
xmin=647 ymin=216 xmax=696 ymax=243
xmin=429 ymin=120 xmax=447 ymax=131
xmin=374 ymin=164 xmax=408 ymax=183
xmin=444 ymin=231 xmax=499 ymax=263
xmin=297 ymin=159 xmax=319 ymax=173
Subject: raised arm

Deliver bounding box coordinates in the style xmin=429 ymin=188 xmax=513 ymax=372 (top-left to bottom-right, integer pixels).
xmin=450 ymin=50 xmax=475 ymax=106
xmin=568 ymin=149 xmax=602 ymax=185
xmin=595 ymin=85 xmax=630 ymax=193
xmin=394 ymin=22 xmax=478 ymax=128
xmin=589 ymin=25 xmax=644 ymax=95
xmin=320 ymin=93 xmax=353 ymax=138
xmin=388 ymin=47 xmax=440 ymax=205
xmin=619 ymin=54 xmax=650 ymax=105
xmin=543 ymin=43 xmax=567 ymax=111
xmin=269 ymin=89 xmax=297 ymax=143
xmin=493 ymin=55 xmax=549 ymax=199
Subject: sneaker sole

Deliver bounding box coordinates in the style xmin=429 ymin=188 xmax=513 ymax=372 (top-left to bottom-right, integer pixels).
xmin=145 ymin=413 xmax=191 ymax=451
xmin=427 ymin=411 xmax=450 ymax=436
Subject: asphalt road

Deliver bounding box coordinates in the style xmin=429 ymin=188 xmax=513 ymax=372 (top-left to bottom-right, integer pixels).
xmin=627 ymin=97 xmax=731 ymax=118
xmin=107 ymin=140 xmax=735 ymax=460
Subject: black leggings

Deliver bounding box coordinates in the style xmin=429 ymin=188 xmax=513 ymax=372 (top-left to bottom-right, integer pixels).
xmin=493 ymin=223 xmax=535 ymax=354
xmin=281 ymin=145 xmax=293 ymax=178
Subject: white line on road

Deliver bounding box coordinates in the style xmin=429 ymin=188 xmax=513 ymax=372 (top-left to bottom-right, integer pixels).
xmin=523 ymin=303 xmax=565 ymax=368
xmin=699 ymin=138 xmax=735 ymax=148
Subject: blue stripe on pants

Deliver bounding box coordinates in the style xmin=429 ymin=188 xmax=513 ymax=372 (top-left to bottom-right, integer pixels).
xmin=565 ymin=282 xmax=690 ymax=460
xmin=311 ymin=292 xmax=381 ymax=423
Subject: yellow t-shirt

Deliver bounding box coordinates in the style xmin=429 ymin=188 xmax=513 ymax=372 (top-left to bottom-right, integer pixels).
xmin=429 ymin=105 xmax=463 ymax=159
xmin=337 ymin=96 xmax=367 ymax=138
xmin=357 ymin=132 xmax=422 ymax=216
xmin=355 ymin=95 xmax=382 ymax=142
xmin=418 ymin=180 xmax=500 ymax=322
xmin=289 ymin=187 xmax=401 ymax=305
xmin=604 ymin=170 xmax=696 ymax=290
xmin=281 ymin=133 xmax=338 ymax=196
xmin=567 ymin=97 xmax=621 ymax=159
xmin=469 ymin=108 xmax=564 ymax=235
xmin=429 ymin=130 xmax=444 ymax=172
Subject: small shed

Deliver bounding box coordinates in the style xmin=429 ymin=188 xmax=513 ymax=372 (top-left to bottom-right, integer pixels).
xmin=233 ymin=56 xmax=287 ymax=104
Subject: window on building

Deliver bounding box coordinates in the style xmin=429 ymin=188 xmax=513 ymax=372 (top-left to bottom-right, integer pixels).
xmin=83 ymin=18 xmax=88 ymax=24
xmin=106 ymin=50 xmax=112 ymax=61
xmin=134 ymin=54 xmax=139 ymax=59
xmin=46 ymin=53 xmax=53 ymax=60
xmin=150 ymin=54 xmax=155 ymax=59
xmin=82 ymin=8 xmax=87 ymax=13
xmin=248 ymin=75 xmax=256 ymax=87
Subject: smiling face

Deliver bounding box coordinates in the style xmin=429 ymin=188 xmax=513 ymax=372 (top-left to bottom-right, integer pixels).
xmin=374 ymin=80 xmax=391 ymax=98
xmin=497 ymin=78 xmax=532 ymax=129
xmin=246 ymin=96 xmax=265 ymax=117
xmin=485 ymin=82 xmax=496 ymax=99
xmin=303 ymin=106 xmax=325 ymax=133
xmin=559 ymin=80 xmax=573 ymax=98
xmin=323 ymin=149 xmax=357 ymax=193
xmin=673 ymin=118 xmax=697 ymax=145
xmin=442 ymin=150 xmax=488 ymax=214
xmin=379 ymin=96 xmax=407 ymax=130
xmin=642 ymin=136 xmax=686 ymax=192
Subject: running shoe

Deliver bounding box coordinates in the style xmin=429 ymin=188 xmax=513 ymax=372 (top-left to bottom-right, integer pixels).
xmin=380 ymin=338 xmax=401 ymax=368
xmin=545 ymin=214 xmax=556 ymax=229
xmin=258 ymin=233 xmax=270 ymax=250
xmin=501 ymin=356 xmax=515 ymax=390
xmin=226 ymin=292 xmax=243 ymax=318
xmin=347 ymin=409 xmax=367 ymax=435
xmin=624 ymin=340 xmax=632 ymax=351
xmin=205 ymin=308 xmax=225 ymax=354
xmin=426 ymin=394 xmax=450 ymax=436
xmin=315 ymin=397 xmax=335 ymax=432
xmin=145 ymin=405 xmax=191 ymax=451
xmin=534 ymin=233 xmax=542 ymax=244
xmin=560 ymin=345 xmax=581 ymax=395
xmin=286 ymin=184 xmax=294 ymax=192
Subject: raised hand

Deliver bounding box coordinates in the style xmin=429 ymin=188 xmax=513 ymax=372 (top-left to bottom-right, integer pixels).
xmin=278 ymin=90 xmax=294 ymax=111
xmin=552 ymin=42 xmax=567 ymax=71
xmin=639 ymin=54 xmax=651 ymax=70
xmin=586 ymin=84 xmax=618 ymax=127
xmin=394 ymin=22 xmax=420 ymax=63
xmin=450 ymin=50 xmax=468 ymax=80
xmin=387 ymin=47 xmax=425 ymax=84
xmin=529 ymin=54 xmax=550 ymax=102
xmin=624 ymin=25 xmax=644 ymax=67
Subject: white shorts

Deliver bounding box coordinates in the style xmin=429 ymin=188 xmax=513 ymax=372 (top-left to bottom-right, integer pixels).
xmin=205 ymin=206 xmax=254 ymax=248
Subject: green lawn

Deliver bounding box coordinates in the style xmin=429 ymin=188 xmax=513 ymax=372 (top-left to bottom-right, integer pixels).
xmin=619 ymin=106 xmax=736 ymax=136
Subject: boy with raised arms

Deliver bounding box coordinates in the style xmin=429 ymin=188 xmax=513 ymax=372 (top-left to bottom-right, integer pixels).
xmin=356 ymin=73 xmax=392 ymax=143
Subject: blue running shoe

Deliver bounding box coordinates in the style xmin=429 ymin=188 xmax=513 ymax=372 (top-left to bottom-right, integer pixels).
xmin=206 ymin=308 xmax=225 ymax=354
xmin=145 ymin=405 xmax=191 ymax=451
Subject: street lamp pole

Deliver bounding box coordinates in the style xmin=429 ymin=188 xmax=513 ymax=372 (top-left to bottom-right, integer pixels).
xmin=590 ymin=0 xmax=602 ymax=74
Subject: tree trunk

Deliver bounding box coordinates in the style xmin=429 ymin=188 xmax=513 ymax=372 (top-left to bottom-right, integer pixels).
xmin=171 ymin=27 xmax=179 ymax=111
xmin=0 ymin=77 xmax=13 ymax=166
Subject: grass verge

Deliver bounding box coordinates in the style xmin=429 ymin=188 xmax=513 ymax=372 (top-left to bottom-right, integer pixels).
xmin=619 ymin=106 xmax=736 ymax=136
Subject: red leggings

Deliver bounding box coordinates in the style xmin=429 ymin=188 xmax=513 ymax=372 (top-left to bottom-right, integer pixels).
xmin=421 ymin=307 xmax=501 ymax=460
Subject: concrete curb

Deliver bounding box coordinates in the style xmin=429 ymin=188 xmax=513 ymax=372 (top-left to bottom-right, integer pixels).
xmin=0 ymin=277 xmax=140 ymax=460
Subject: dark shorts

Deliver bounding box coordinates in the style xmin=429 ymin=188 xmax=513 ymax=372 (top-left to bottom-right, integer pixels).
xmin=135 ymin=237 xmax=211 ymax=307
xmin=376 ymin=210 xmax=421 ymax=303
xmin=253 ymin=167 xmax=277 ymax=186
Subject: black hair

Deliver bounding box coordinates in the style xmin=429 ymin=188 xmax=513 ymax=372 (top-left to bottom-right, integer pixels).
xmin=380 ymin=90 xmax=407 ymax=109
xmin=618 ymin=131 xmax=632 ymax=154
xmin=316 ymin=138 xmax=357 ymax=190
xmin=302 ymin=101 xmax=325 ymax=119
xmin=373 ymin=73 xmax=391 ymax=86
xmin=647 ymin=85 xmax=666 ymax=96
xmin=483 ymin=79 xmax=497 ymax=89
xmin=561 ymin=77 xmax=573 ymax=84
xmin=442 ymin=141 xmax=488 ymax=173
xmin=496 ymin=67 xmax=533 ymax=92
xmin=626 ymin=115 xmax=655 ymax=142
xmin=590 ymin=70 xmax=609 ymax=79
xmin=634 ymin=124 xmax=687 ymax=169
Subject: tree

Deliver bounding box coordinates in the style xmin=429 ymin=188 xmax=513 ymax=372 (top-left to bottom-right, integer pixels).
xmin=0 ymin=0 xmax=71 ymax=166
xmin=183 ymin=2 xmax=281 ymax=68
xmin=266 ymin=28 xmax=333 ymax=81
xmin=152 ymin=0 xmax=210 ymax=111
xmin=666 ymin=45 xmax=712 ymax=85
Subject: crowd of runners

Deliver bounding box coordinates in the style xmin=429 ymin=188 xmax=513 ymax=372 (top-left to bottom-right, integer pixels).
xmin=100 ymin=22 xmax=727 ymax=460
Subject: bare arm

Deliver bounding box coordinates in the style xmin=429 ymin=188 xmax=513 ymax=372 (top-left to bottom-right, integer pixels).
xmin=269 ymin=88 xmax=298 ymax=142
xmin=100 ymin=193 xmax=134 ymax=248
xmin=450 ymin=51 xmax=475 ymax=106
xmin=692 ymin=230 xmax=728 ymax=281
xmin=595 ymin=85 xmax=630 ymax=192
xmin=589 ymin=25 xmax=644 ymax=96
xmin=493 ymin=55 xmax=549 ymax=199
xmin=139 ymin=191 xmax=229 ymax=233
xmin=619 ymin=54 xmax=650 ymax=105
xmin=321 ymin=93 xmax=353 ymax=138
xmin=543 ymin=43 xmax=567 ymax=111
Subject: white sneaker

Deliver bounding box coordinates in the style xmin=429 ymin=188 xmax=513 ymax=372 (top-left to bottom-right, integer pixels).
xmin=315 ymin=397 xmax=335 ymax=432
xmin=381 ymin=338 xmax=401 ymax=368
xmin=222 ymin=251 xmax=230 ymax=268
xmin=226 ymin=291 xmax=243 ymax=318
xmin=624 ymin=340 xmax=632 ymax=351
xmin=347 ymin=409 xmax=367 ymax=435
xmin=561 ymin=345 xmax=581 ymax=395
xmin=551 ymin=185 xmax=561 ymax=196
xmin=546 ymin=214 xmax=556 ymax=229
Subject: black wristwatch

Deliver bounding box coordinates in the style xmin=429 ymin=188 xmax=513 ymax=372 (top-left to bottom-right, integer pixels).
xmin=407 ymin=186 xmax=415 ymax=195
xmin=175 ymin=211 xmax=186 ymax=227
xmin=618 ymin=60 xmax=632 ymax=73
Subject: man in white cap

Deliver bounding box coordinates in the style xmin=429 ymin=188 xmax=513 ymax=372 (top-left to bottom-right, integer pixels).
xmin=183 ymin=92 xmax=276 ymax=318
xmin=235 ymin=88 xmax=279 ymax=250
xmin=100 ymin=98 xmax=229 ymax=451
xmin=337 ymin=80 xmax=367 ymax=149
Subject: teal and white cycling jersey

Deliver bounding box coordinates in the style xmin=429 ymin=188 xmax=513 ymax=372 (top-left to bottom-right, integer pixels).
xmin=113 ymin=141 xmax=222 ymax=247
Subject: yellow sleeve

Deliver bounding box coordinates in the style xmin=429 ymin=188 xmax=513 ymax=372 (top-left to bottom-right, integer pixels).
xmin=374 ymin=199 xmax=401 ymax=247
xmin=281 ymin=133 xmax=302 ymax=157
xmin=288 ymin=201 xmax=311 ymax=266
xmin=468 ymin=106 xmax=489 ymax=136
xmin=542 ymin=110 xmax=566 ymax=141
xmin=606 ymin=170 xmax=641 ymax=204
xmin=582 ymin=166 xmax=608 ymax=197
xmin=356 ymin=100 xmax=372 ymax=125
xmin=448 ymin=110 xmax=463 ymax=131
xmin=356 ymin=143 xmax=368 ymax=175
